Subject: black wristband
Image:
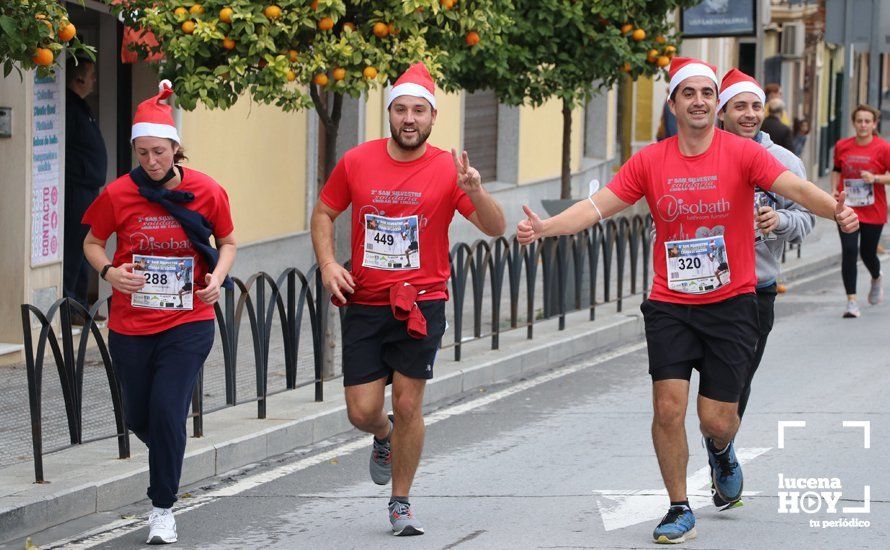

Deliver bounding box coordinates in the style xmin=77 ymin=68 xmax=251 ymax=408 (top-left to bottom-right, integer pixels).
xmin=100 ymin=264 xmax=113 ymax=280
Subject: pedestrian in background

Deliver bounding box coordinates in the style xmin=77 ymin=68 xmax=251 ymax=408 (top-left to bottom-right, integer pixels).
xmin=762 ymin=98 xmax=795 ymax=152
xmin=793 ymin=117 xmax=810 ymax=157
xmin=64 ymin=55 xmax=107 ymax=322
xmin=81 ymin=81 xmax=237 ymax=545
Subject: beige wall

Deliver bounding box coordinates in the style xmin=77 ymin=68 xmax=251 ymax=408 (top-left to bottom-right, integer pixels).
xmin=635 ymin=76 xmax=655 ymax=143
xmin=181 ymin=99 xmax=309 ymax=244
xmin=517 ymin=99 xmax=584 ymax=184
xmin=0 ymin=76 xmax=31 ymax=342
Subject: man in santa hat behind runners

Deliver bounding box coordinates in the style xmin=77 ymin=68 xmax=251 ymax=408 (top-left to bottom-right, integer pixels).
xmin=517 ymin=57 xmax=858 ymax=544
xmin=310 ymin=62 xmax=505 ymax=536
xmin=716 ymin=67 xmax=814 ymax=469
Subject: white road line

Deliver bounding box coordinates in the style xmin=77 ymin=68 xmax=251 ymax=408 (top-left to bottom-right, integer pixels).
xmin=41 ymin=341 xmax=648 ymax=549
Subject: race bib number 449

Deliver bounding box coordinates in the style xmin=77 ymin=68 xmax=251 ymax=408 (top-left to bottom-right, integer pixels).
xmin=362 ymin=214 xmax=420 ymax=270
xmin=665 ymin=236 xmax=731 ymax=294
xmin=131 ymin=254 xmax=195 ymax=310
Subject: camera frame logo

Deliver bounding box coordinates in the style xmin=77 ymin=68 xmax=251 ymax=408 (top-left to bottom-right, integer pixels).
xmin=776 ymin=420 xmax=871 ymax=529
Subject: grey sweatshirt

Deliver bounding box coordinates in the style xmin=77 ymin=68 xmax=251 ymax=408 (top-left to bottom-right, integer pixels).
xmin=755 ymin=131 xmax=816 ymax=288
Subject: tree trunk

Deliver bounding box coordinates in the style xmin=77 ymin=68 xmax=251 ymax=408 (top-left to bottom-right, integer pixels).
xmin=310 ymin=86 xmax=346 ymax=380
xmin=560 ymin=98 xmax=572 ymax=200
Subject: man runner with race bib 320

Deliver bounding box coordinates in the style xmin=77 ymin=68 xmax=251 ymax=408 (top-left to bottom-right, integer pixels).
xmin=310 ymin=63 xmax=505 ymax=537
xmin=517 ymin=57 xmax=858 ymax=545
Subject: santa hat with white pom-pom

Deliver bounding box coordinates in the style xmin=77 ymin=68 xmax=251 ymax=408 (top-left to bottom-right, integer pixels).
xmin=131 ymin=79 xmax=180 ymax=143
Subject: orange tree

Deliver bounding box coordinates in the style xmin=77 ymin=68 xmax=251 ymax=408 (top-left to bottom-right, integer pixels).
xmin=111 ymin=0 xmax=512 ymax=179
xmin=0 ymin=1 xmax=95 ymax=78
xmin=485 ymin=0 xmax=697 ymax=199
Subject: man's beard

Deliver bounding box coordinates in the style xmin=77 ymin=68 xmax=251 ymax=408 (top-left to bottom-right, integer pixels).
xmin=390 ymin=124 xmax=432 ymax=151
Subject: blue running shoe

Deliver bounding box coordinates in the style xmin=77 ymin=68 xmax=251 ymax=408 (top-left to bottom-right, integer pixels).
xmin=653 ymin=505 xmax=696 ymax=544
xmin=707 ymin=438 xmax=743 ymax=504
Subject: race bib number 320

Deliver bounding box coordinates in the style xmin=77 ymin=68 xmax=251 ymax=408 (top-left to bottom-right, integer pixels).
xmin=665 ymin=236 xmax=731 ymax=294
xmin=362 ymin=214 xmax=420 ymax=270
xmin=131 ymin=254 xmax=195 ymax=310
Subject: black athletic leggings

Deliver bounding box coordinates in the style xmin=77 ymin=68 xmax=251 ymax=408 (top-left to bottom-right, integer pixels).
xmin=838 ymin=222 xmax=884 ymax=295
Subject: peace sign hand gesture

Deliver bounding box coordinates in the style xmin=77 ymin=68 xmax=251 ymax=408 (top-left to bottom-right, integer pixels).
xmin=452 ymin=148 xmax=482 ymax=194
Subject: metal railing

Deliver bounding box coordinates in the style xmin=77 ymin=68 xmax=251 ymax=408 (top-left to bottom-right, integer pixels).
xmin=20 ymin=214 xmax=660 ymax=482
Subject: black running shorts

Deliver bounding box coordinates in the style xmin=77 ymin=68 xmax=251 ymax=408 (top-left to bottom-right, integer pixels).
xmin=640 ymin=294 xmax=759 ymax=403
xmin=341 ymin=300 xmax=446 ymax=387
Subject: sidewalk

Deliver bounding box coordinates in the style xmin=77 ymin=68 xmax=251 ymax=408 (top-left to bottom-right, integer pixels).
xmin=0 ymin=216 xmax=860 ymax=543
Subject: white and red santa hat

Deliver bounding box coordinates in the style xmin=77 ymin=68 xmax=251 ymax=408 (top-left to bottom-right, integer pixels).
xmin=387 ymin=63 xmax=436 ymax=109
xmin=717 ymin=68 xmax=766 ymax=111
xmin=131 ymin=79 xmax=180 ymax=143
xmin=668 ymin=56 xmax=719 ymax=98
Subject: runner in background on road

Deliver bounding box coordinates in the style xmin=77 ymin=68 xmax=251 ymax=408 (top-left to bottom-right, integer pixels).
xmin=832 ymin=103 xmax=890 ymax=317
xmin=517 ymin=57 xmax=858 ymax=545
xmin=310 ymin=63 xmax=505 ymax=537
xmin=81 ymin=81 xmax=237 ymax=545
xmin=715 ymin=69 xmax=815 ymax=498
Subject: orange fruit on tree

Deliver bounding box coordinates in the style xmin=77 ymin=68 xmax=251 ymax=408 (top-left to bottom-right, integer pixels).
xmin=286 ymin=70 xmax=296 ymax=82
xmin=314 ymin=73 xmax=329 ymax=86
xmin=465 ymin=31 xmax=480 ymax=46
xmin=318 ymin=17 xmax=334 ymax=31
xmin=620 ymin=23 xmax=633 ymax=34
xmin=288 ymin=49 xmax=298 ymax=62
xmin=222 ymin=37 xmax=235 ymax=50
xmin=332 ymin=67 xmax=346 ymax=81
xmin=632 ymin=28 xmax=646 ymax=41
xmin=189 ymin=4 xmax=204 ymax=15
xmin=647 ymin=49 xmax=659 ymax=63
xmin=664 ymin=45 xmax=676 ymax=55
xmin=174 ymin=7 xmax=188 ymax=17
xmin=363 ymin=66 xmax=378 ymax=79
xmin=264 ymin=5 xmax=281 ymax=20
xmin=181 ymin=20 xmax=196 ymax=34
xmin=619 ymin=62 xmax=631 ymax=73
xmin=441 ymin=0 xmax=456 ymax=9
xmin=311 ymin=0 xmax=318 ymax=9
xmin=219 ymin=7 xmax=233 ymax=23
xmin=32 ymin=48 xmax=54 ymax=67
xmin=343 ymin=22 xmax=355 ymax=32
xmin=388 ymin=22 xmax=399 ymax=35
xmin=373 ymin=22 xmax=389 ymax=38
xmin=58 ymin=22 xmax=77 ymax=42
xmin=655 ymin=35 xmax=666 ymax=44
xmin=656 ymin=55 xmax=670 ymax=68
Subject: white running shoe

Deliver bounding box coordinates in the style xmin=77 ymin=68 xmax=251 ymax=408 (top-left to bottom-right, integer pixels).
xmin=147 ymin=507 xmax=177 ymax=544
xmin=843 ymin=299 xmax=861 ymax=318
xmin=868 ymin=275 xmax=883 ymax=305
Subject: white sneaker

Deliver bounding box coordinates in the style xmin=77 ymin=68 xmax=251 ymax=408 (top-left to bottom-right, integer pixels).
xmin=868 ymin=275 xmax=883 ymax=305
xmin=147 ymin=507 xmax=177 ymax=544
xmin=843 ymin=299 xmax=861 ymax=318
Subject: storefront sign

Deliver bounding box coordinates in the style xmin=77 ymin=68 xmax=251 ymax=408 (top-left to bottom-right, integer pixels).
xmin=31 ymin=72 xmax=63 ymax=266
xmin=681 ymin=0 xmax=757 ymax=38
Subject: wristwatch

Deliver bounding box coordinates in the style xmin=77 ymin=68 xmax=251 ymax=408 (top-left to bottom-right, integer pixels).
xmin=100 ymin=264 xmax=113 ymax=280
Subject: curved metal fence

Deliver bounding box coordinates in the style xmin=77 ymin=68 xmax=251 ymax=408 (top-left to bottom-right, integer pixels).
xmin=21 ymin=214 xmax=660 ymax=482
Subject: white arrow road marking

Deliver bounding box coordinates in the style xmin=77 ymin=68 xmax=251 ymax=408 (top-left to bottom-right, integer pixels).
xmin=39 ymin=341 xmax=648 ymax=549
xmin=593 ymin=447 xmax=771 ymax=531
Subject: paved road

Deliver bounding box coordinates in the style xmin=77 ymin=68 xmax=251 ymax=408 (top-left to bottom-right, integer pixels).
xmin=15 ymin=265 xmax=889 ymax=549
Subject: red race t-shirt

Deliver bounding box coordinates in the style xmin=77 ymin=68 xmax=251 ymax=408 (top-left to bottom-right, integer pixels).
xmin=833 ymin=136 xmax=890 ymax=225
xmin=319 ymin=139 xmax=476 ymax=305
xmin=607 ymin=129 xmax=787 ymax=304
xmin=83 ymin=167 xmax=235 ymax=335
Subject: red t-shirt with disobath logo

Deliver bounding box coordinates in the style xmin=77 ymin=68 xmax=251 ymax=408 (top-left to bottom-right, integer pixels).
xmin=319 ymin=139 xmax=476 ymax=305
xmin=82 ymin=167 xmax=235 ymax=335
xmin=607 ymin=129 xmax=787 ymax=305
xmin=833 ymin=136 xmax=890 ymax=225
